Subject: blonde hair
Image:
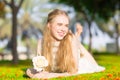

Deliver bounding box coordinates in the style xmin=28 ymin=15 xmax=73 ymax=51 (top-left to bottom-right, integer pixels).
xmin=41 ymin=9 xmax=77 ymax=73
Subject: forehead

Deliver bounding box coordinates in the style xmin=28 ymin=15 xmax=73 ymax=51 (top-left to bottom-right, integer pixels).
xmin=52 ymin=15 xmax=69 ymax=24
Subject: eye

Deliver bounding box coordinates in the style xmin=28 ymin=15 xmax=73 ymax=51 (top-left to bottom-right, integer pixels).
xmin=57 ymin=23 xmax=62 ymax=26
xmin=65 ymin=24 xmax=69 ymax=27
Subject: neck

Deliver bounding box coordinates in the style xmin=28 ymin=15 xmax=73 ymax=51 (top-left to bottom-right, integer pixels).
xmin=52 ymin=41 xmax=60 ymax=47
xmin=51 ymin=36 xmax=61 ymax=43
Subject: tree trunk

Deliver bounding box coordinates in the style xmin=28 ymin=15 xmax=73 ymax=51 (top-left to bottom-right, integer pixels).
xmin=11 ymin=5 xmax=18 ymax=64
xmin=88 ymin=21 xmax=92 ymax=54
xmin=3 ymin=0 xmax=24 ymax=64
xmin=115 ymin=22 xmax=119 ymax=54
xmin=81 ymin=33 xmax=85 ymax=45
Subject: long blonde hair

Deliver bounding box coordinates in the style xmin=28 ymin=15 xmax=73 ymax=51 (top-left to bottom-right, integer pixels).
xmin=41 ymin=9 xmax=77 ymax=73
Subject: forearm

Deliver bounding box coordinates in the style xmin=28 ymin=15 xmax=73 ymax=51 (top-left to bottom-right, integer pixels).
xmin=32 ymin=71 xmax=73 ymax=79
xmin=52 ymin=72 xmax=70 ymax=77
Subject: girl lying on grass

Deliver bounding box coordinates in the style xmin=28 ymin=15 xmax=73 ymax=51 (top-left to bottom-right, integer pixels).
xmin=26 ymin=9 xmax=105 ymax=79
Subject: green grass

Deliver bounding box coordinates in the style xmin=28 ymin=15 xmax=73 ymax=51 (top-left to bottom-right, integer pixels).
xmin=0 ymin=54 xmax=120 ymax=80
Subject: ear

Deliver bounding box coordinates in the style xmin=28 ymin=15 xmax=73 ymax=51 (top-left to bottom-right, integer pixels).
xmin=47 ymin=23 xmax=50 ymax=28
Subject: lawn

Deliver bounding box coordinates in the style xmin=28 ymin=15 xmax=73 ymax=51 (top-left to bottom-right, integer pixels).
xmin=0 ymin=54 xmax=120 ymax=80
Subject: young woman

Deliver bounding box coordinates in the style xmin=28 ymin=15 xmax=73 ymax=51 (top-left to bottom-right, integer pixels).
xmin=26 ymin=9 xmax=105 ymax=79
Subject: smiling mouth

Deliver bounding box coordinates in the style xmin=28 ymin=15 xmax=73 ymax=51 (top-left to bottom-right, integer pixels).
xmin=58 ymin=32 xmax=65 ymax=37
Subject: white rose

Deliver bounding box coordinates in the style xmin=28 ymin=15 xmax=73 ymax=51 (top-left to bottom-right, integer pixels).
xmin=32 ymin=56 xmax=48 ymax=71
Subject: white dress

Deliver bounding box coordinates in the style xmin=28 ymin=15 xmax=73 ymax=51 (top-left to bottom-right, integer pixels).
xmin=78 ymin=57 xmax=105 ymax=74
xmin=38 ymin=38 xmax=105 ymax=74
xmin=71 ymin=36 xmax=105 ymax=74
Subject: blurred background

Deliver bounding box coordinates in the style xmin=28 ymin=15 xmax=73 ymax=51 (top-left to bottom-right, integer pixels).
xmin=0 ymin=0 xmax=120 ymax=64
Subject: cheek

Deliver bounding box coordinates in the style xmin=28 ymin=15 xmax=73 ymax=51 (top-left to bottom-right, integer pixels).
xmin=53 ymin=26 xmax=59 ymax=32
xmin=50 ymin=24 xmax=57 ymax=32
xmin=51 ymin=26 xmax=58 ymax=35
xmin=65 ymin=27 xmax=69 ymax=32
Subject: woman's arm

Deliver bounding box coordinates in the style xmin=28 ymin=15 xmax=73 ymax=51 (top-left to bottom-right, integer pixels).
xmin=26 ymin=68 xmax=76 ymax=79
xmin=78 ymin=43 xmax=98 ymax=65
xmin=74 ymin=23 xmax=98 ymax=65
xmin=32 ymin=71 xmax=73 ymax=79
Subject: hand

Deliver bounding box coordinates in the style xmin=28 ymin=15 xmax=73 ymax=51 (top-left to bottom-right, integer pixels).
xmin=75 ymin=23 xmax=83 ymax=38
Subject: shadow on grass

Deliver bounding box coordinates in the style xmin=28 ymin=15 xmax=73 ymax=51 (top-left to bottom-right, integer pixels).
xmin=21 ymin=68 xmax=30 ymax=78
xmin=93 ymin=52 xmax=120 ymax=61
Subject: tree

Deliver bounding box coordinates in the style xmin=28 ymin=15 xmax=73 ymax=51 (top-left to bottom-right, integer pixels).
xmin=94 ymin=1 xmax=120 ymax=54
xmin=3 ymin=0 xmax=24 ymax=64
xmin=114 ymin=3 xmax=120 ymax=54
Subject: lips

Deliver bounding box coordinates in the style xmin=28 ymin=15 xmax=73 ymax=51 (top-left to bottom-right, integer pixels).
xmin=58 ymin=32 xmax=65 ymax=37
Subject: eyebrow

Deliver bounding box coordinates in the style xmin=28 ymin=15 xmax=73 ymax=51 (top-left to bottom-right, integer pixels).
xmin=57 ymin=22 xmax=69 ymax=26
xmin=65 ymin=24 xmax=69 ymax=27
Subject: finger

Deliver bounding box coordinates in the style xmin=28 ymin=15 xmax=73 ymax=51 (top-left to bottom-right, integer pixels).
xmin=76 ymin=23 xmax=83 ymax=33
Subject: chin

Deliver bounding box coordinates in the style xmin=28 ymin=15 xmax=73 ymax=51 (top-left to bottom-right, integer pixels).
xmin=56 ymin=37 xmax=64 ymax=41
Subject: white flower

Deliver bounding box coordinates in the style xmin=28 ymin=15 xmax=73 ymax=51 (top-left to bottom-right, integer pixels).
xmin=32 ymin=56 xmax=48 ymax=71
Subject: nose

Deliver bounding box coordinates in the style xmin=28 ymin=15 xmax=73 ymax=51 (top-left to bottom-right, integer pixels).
xmin=60 ymin=26 xmax=66 ymax=32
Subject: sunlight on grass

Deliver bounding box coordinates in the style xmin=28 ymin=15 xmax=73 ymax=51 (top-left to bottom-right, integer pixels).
xmin=0 ymin=54 xmax=120 ymax=80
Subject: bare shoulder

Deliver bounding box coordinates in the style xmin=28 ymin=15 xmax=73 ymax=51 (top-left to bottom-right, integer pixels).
xmin=38 ymin=38 xmax=42 ymax=42
xmin=37 ymin=38 xmax=43 ymax=44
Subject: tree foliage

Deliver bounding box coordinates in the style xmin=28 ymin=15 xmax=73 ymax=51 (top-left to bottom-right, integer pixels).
xmin=51 ymin=0 xmax=119 ymax=21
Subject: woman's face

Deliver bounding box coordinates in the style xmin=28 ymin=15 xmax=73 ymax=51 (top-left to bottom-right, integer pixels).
xmin=48 ymin=15 xmax=69 ymax=41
